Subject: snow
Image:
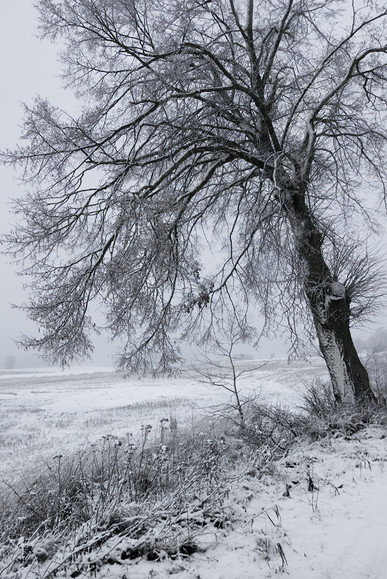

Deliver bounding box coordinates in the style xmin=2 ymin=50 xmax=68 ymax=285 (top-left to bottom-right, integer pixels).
xmin=0 ymin=359 xmax=327 ymax=479
xmin=273 ymin=430 xmax=387 ymax=578
xmin=330 ymin=281 xmax=346 ymax=300
xmin=95 ymin=428 xmax=387 ymax=579
xmin=74 ymin=427 xmax=387 ymax=579
xmin=1 ymin=358 xmax=386 ymax=578
xmin=0 ymin=358 xmax=327 ymax=438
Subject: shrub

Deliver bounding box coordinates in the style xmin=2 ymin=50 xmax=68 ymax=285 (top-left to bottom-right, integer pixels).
xmin=299 ymin=377 xmax=386 ymax=437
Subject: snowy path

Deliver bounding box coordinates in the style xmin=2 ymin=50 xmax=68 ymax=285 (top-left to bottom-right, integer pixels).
xmin=203 ymin=429 xmax=387 ymax=579
xmin=77 ymin=427 xmax=387 ymax=579
xmin=282 ymin=431 xmax=387 ymax=579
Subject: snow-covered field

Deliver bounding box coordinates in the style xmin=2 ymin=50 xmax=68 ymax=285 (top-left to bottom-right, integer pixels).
xmin=0 ymin=358 xmax=327 ymax=478
xmin=2 ymin=358 xmax=387 ymax=578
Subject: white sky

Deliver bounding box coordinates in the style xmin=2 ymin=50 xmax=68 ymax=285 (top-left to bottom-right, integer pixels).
xmin=0 ymin=2 xmax=105 ymax=367
xmin=0 ymin=3 xmax=51 ymax=366
xmin=0 ymin=2 xmax=385 ymax=368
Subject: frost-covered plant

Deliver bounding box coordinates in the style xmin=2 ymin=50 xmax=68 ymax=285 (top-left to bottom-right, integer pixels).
xmin=300 ymin=378 xmax=338 ymax=420
xmin=194 ymin=316 xmax=265 ymax=428
xmin=0 ymin=417 xmax=232 ymax=549
xmin=299 ymin=377 xmax=386 ymax=437
xmin=0 ymin=414 xmax=268 ymax=577
xmin=239 ymin=401 xmax=310 ymax=454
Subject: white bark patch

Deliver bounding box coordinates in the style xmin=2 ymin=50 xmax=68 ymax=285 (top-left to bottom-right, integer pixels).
xmin=318 ymin=327 xmax=355 ymax=403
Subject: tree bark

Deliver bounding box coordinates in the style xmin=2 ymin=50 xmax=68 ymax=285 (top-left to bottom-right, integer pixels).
xmin=312 ymin=297 xmax=373 ymax=403
xmin=282 ymin=186 xmax=376 ymax=403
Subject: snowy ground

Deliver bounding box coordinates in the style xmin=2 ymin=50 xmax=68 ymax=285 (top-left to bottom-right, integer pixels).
xmin=2 ymin=358 xmax=387 ymax=578
xmin=0 ymin=357 xmax=328 ymax=415
xmin=0 ymin=358 xmax=327 ymax=478
xmin=117 ymin=427 xmax=387 ymax=579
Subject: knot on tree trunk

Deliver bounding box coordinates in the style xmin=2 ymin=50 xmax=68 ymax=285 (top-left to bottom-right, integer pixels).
xmin=328 ymin=281 xmax=346 ymax=300
xmin=324 ymin=281 xmax=349 ymax=324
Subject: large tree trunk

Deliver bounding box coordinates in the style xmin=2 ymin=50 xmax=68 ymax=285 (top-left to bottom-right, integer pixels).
xmin=283 ymin=186 xmax=376 ymax=403
xmin=307 ymin=283 xmax=374 ymax=403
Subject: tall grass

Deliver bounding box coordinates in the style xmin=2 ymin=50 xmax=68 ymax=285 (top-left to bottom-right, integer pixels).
xmin=0 ymin=412 xmax=264 ymax=577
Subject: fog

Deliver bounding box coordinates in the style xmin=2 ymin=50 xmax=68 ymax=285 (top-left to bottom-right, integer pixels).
xmin=0 ymin=2 xmax=113 ymax=368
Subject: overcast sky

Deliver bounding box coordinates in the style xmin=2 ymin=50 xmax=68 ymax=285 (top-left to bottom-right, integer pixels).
xmin=0 ymin=2 xmax=100 ymax=367
xmin=0 ymin=2 xmax=386 ymax=369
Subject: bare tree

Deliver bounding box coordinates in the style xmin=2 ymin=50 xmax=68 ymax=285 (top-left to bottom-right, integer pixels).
xmin=193 ymin=315 xmax=265 ymax=426
xmin=3 ymin=0 xmax=387 ymax=402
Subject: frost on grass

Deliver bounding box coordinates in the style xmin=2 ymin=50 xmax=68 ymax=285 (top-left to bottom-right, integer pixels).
xmin=1 ymin=363 xmax=387 ymax=578
xmin=0 ymin=413 xmax=274 ymax=578
xmin=4 ymin=423 xmax=387 ymax=579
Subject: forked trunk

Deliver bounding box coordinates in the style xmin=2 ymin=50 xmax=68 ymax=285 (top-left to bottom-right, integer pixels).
xmin=283 ymin=187 xmax=376 ymax=403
